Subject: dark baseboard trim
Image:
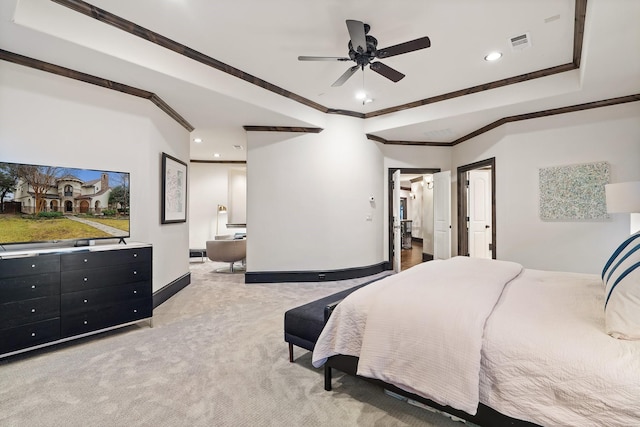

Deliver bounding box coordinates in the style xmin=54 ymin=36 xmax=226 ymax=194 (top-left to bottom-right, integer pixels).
xmin=153 ymin=272 xmax=191 ymax=308
xmin=245 ymin=262 xmax=389 ymax=283
xmin=412 ymin=237 xmax=423 ymax=244
xmin=422 ymin=253 xmax=434 ymax=262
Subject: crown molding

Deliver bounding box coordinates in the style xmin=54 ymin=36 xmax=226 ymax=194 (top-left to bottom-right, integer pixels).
xmin=50 ymin=0 xmax=587 ymax=120
xmin=242 ymin=126 xmax=323 ymax=133
xmin=0 ymin=49 xmax=194 ymax=132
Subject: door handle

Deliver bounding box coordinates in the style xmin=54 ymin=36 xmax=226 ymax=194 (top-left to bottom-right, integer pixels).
xmin=485 ymin=225 xmax=491 ymax=229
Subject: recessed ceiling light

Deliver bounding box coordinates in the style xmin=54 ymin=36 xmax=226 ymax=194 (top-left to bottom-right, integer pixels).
xmin=193 ymin=137 xmax=203 ymax=143
xmin=233 ymin=145 xmax=244 ymax=150
xmin=484 ymin=51 xmax=502 ymax=61
xmin=213 ymin=153 xmax=221 ymax=158
xmin=355 ymin=90 xmax=367 ymax=100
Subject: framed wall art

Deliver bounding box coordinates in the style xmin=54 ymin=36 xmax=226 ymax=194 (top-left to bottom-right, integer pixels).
xmin=539 ymin=161 xmax=609 ymax=221
xmin=161 ymin=152 xmax=187 ymax=224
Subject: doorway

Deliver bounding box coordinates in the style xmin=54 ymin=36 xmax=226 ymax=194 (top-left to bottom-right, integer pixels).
xmin=457 ymin=158 xmax=496 ymax=259
xmin=388 ymin=167 xmax=441 ymax=271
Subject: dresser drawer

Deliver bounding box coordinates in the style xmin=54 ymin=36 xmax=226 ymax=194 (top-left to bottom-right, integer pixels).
xmin=61 ymin=298 xmax=152 ymax=337
xmin=61 ymin=247 xmax=151 ymax=271
xmin=61 ymin=282 xmax=151 ymax=316
xmin=0 ymin=273 xmax=60 ymax=304
xmin=0 ymin=318 xmax=60 ymax=355
xmin=61 ymin=262 xmax=151 ymax=293
xmin=0 ymin=296 xmax=60 ymax=329
xmin=0 ymin=255 xmax=60 ymax=279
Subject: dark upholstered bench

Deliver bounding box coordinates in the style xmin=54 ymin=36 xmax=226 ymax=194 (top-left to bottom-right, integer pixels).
xmin=284 ymin=281 xmax=375 ymax=362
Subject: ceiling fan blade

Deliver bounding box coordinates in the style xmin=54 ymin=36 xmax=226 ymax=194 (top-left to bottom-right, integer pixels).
xmin=346 ymin=19 xmax=367 ymax=53
xmin=377 ymin=36 xmax=431 ymax=59
xmin=370 ymin=62 xmax=405 ymax=82
xmin=298 ymin=56 xmax=350 ymax=61
xmin=331 ymin=65 xmax=359 ymax=87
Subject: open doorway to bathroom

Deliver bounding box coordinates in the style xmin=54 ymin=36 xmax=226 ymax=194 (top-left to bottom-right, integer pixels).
xmin=457 ymin=158 xmax=496 ymax=259
xmin=388 ymin=167 xmax=441 ymax=271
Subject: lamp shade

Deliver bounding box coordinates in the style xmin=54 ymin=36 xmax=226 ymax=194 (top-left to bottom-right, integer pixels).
xmin=605 ymin=181 xmax=640 ymax=213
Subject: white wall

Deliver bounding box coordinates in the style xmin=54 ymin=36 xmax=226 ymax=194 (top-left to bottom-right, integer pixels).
xmin=421 ymin=177 xmax=435 ymax=255
xmin=189 ymin=162 xmax=247 ymax=249
xmin=453 ymin=102 xmax=640 ymax=274
xmin=407 ymin=179 xmax=428 ymax=242
xmin=246 ymin=115 xmax=384 ymax=272
xmin=407 ymin=180 xmax=427 ymax=241
xmin=227 ymin=167 xmax=247 ymax=225
xmin=0 ymin=62 xmax=190 ymax=292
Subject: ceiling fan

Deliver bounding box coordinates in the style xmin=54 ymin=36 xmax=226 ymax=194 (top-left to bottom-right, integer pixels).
xmin=298 ymin=20 xmax=431 ymax=87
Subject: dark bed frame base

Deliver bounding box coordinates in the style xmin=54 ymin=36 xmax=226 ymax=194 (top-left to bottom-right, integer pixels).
xmin=324 ymin=355 xmax=540 ymax=427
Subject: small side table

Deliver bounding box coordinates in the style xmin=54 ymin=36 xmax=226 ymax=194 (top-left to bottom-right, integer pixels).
xmin=189 ymin=249 xmax=206 ymax=263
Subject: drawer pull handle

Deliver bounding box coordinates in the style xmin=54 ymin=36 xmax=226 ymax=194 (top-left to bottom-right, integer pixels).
xmin=31 ymin=285 xmax=36 ymax=289
xmin=31 ymin=264 xmax=36 ymax=268
xmin=84 ymin=259 xmax=88 ymax=263
xmin=133 ymin=290 xmax=137 ymax=294
xmin=133 ymin=271 xmax=137 ymax=275
xmin=134 ymin=253 xmax=137 ymax=257
xmin=133 ymin=309 xmax=137 ymax=313
xmin=83 ymin=320 xmax=88 ymax=325
xmin=31 ymin=332 xmax=36 ymax=337
xmin=83 ymin=299 xmax=88 ymax=303
xmin=83 ymin=278 xmax=88 ymax=282
xmin=31 ymin=308 xmax=36 ymax=313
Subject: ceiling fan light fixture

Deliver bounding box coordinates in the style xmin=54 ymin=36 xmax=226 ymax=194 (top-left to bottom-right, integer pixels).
xmin=484 ymin=51 xmax=503 ymax=61
xmin=355 ymin=90 xmax=367 ymax=100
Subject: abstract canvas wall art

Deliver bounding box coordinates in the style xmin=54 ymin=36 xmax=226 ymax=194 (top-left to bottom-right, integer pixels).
xmin=539 ymin=161 xmax=609 ymax=221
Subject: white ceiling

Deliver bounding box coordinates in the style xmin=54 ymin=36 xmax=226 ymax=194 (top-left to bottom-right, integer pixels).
xmin=1 ymin=0 xmax=638 ymax=161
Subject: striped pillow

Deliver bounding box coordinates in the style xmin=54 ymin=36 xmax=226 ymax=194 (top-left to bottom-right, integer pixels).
xmin=603 ymin=232 xmax=640 ymax=339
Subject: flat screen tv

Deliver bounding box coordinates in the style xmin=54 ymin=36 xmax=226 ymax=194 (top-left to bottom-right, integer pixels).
xmin=0 ymin=160 xmax=130 ymax=248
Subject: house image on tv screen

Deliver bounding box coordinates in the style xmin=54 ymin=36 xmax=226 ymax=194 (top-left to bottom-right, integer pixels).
xmin=17 ymin=173 xmax=111 ymax=215
xmin=5 ymin=164 xmax=129 ymax=216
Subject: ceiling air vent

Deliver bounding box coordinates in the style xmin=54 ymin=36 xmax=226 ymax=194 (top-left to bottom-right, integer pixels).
xmin=509 ymin=33 xmax=531 ymax=51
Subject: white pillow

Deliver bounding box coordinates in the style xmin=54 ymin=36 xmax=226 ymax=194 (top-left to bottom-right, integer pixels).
xmin=603 ymin=232 xmax=640 ymax=339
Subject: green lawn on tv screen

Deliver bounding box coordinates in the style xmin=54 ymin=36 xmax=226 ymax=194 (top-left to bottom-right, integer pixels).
xmin=0 ymin=215 xmax=113 ymax=244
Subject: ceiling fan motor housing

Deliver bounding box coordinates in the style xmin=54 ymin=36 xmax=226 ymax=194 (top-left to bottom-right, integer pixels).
xmin=348 ymin=35 xmax=378 ymax=67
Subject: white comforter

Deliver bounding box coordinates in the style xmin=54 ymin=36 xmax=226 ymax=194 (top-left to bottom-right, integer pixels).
xmin=481 ymin=268 xmax=640 ymax=427
xmin=312 ymin=259 xmax=640 ymax=426
xmin=312 ymin=256 xmax=523 ymax=414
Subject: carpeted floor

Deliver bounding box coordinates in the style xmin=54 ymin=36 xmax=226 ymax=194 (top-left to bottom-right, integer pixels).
xmin=0 ymin=260 xmax=471 ymax=427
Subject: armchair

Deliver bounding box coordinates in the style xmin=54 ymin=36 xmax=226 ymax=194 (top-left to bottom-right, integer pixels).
xmin=205 ymin=238 xmax=247 ymax=273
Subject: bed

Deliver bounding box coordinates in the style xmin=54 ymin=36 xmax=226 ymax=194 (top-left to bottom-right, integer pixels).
xmin=311 ymin=238 xmax=640 ymax=427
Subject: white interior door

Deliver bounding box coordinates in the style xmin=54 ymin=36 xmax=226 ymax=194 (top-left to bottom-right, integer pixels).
xmin=422 ymin=175 xmax=434 ymax=257
xmin=393 ymin=169 xmax=402 ymax=272
xmin=468 ymin=169 xmax=492 ymax=259
xmin=433 ymin=171 xmax=451 ymax=260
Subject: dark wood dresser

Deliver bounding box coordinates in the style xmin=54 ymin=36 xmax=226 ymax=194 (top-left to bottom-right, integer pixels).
xmin=0 ymin=243 xmax=152 ymax=358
